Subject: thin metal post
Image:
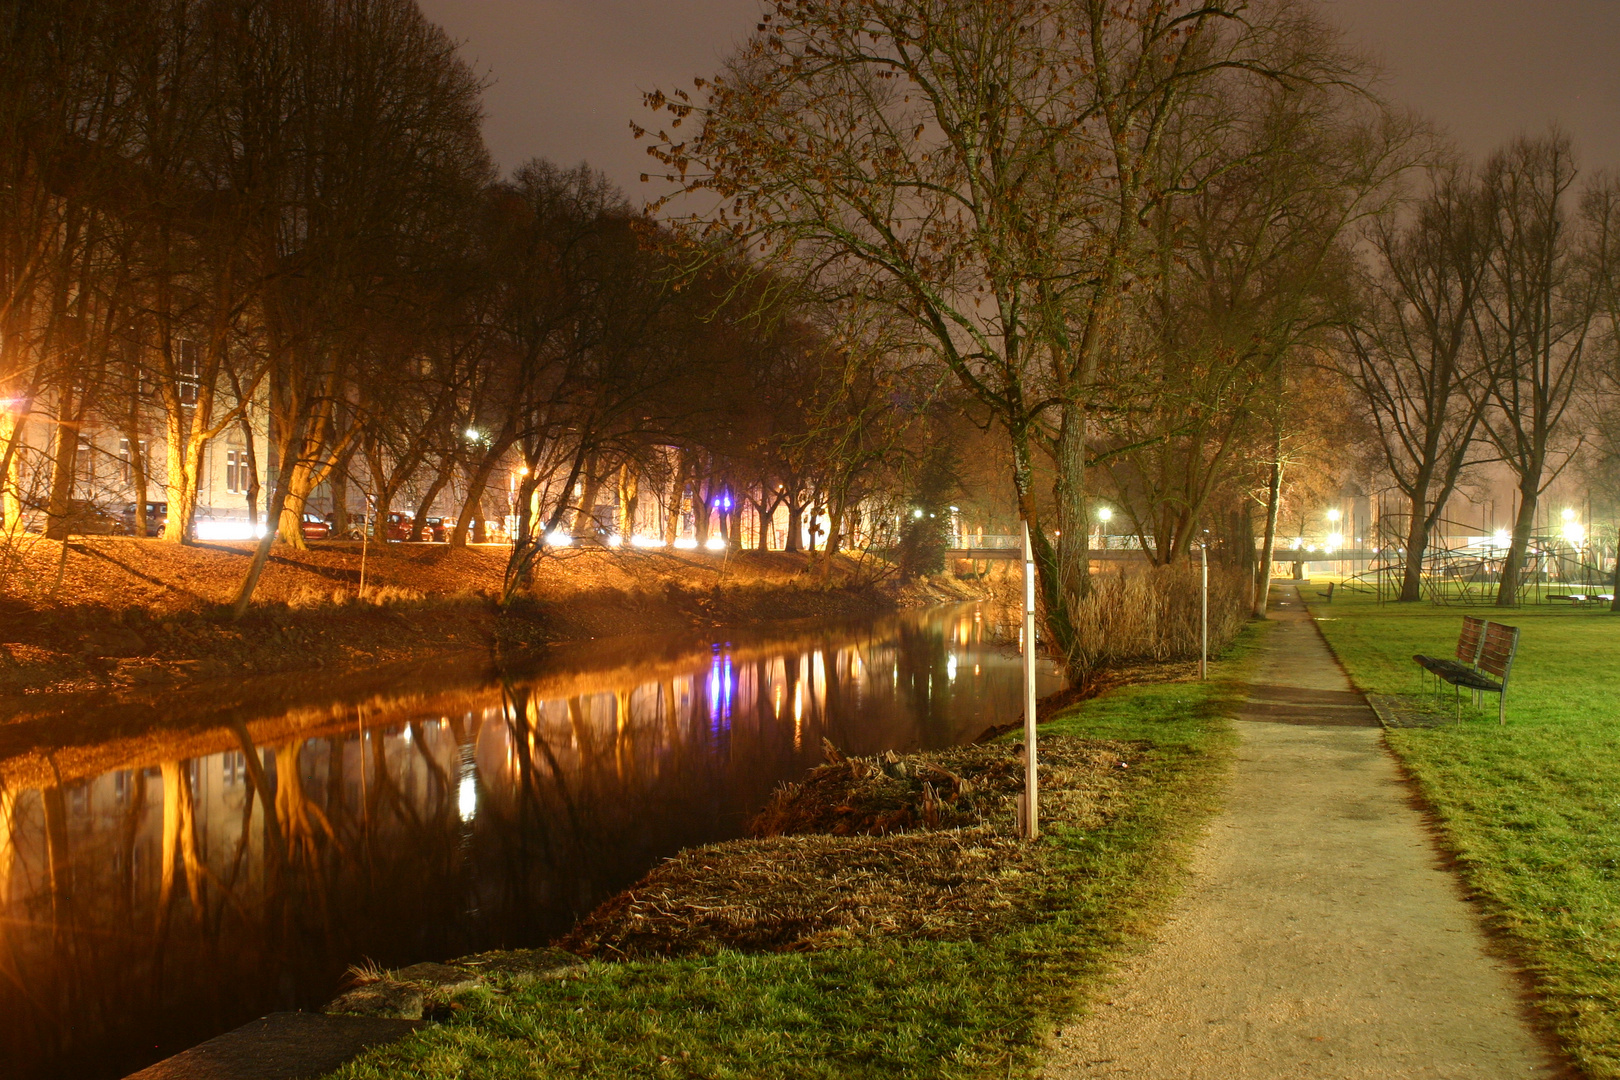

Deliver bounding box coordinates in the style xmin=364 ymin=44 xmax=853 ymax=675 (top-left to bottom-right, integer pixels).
xmin=359 ymin=494 xmax=372 ymax=599
xmin=1200 ymin=539 xmax=1209 ymax=680
xmin=1022 ymin=520 xmax=1039 ymax=840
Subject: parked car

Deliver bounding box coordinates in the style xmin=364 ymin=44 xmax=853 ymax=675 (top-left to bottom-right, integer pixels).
xmin=325 ymin=511 xmax=417 ymax=540
xmin=421 ymin=516 xmax=447 ymax=543
xmin=64 ymin=500 xmax=126 ymax=535
xmin=323 ymin=512 xmax=361 ymax=539
xmin=300 ymin=513 xmax=331 ymax=541
xmin=120 ymin=501 xmax=169 ymax=537
xmin=385 ymin=512 xmax=418 ymax=540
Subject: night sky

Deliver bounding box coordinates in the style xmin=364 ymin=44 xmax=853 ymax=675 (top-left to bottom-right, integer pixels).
xmin=415 ymin=0 xmax=1620 ymax=203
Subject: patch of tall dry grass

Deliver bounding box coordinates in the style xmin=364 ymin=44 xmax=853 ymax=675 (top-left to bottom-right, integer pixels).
xmin=987 ymin=560 xmax=1251 ymax=680
xmin=1065 ymin=563 xmax=1249 ymax=676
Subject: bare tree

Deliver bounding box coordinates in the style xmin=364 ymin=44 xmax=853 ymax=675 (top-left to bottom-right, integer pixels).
xmin=1339 ymin=166 xmax=1492 ymax=601
xmin=642 ymin=0 xmax=1385 ymax=666
xmin=1475 ymin=132 xmax=1597 ymax=606
xmin=1579 ymin=177 xmax=1620 ymax=610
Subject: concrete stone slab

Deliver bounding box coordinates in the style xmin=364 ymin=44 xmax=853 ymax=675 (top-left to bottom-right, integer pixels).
xmin=123 ymin=1012 xmax=419 ymax=1080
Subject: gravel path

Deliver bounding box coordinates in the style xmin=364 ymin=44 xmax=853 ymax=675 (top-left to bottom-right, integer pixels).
xmin=1044 ymin=585 xmax=1560 ymax=1079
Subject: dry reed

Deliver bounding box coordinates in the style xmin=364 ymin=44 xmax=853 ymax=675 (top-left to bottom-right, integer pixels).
xmin=561 ymin=736 xmax=1137 ymax=959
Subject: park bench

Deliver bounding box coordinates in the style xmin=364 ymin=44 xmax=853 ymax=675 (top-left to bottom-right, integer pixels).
xmin=1547 ymin=593 xmax=1615 ymax=606
xmin=1412 ymin=617 xmax=1519 ymax=725
xmin=1314 ymin=582 xmax=1335 ymax=603
xmin=1413 ymin=615 xmax=1485 ymax=689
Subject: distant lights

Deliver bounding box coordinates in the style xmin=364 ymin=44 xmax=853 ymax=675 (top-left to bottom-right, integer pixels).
xmin=606 ymin=533 xmax=624 ymax=547
xmin=195 ymin=520 xmax=268 ymax=541
xmin=464 ymin=427 xmax=479 ymax=439
xmin=630 ymin=535 xmax=666 ymax=549
xmin=1492 ymin=529 xmax=1510 ymax=548
xmin=545 ymin=530 xmax=573 ymax=547
xmin=673 ymin=537 xmax=699 ymax=550
xmin=1096 ymin=507 xmax=1112 ymax=523
xmin=1562 ymin=507 xmax=1576 ymax=521
xmin=705 ymin=535 xmax=728 ymax=551
xmin=1326 ymin=508 xmax=1341 ymax=523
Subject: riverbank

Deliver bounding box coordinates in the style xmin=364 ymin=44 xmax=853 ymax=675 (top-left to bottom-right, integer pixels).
xmin=0 ymin=538 xmax=974 ymax=698
xmin=314 ymin=622 xmax=1268 ymax=1080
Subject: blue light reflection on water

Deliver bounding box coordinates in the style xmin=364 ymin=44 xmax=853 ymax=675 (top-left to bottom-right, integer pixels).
xmin=0 ymin=602 xmax=1059 ymax=1080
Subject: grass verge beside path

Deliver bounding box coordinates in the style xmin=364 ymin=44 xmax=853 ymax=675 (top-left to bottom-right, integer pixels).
xmin=325 ymin=627 xmax=1269 ymax=1080
xmin=1306 ymin=591 xmax=1620 ymax=1080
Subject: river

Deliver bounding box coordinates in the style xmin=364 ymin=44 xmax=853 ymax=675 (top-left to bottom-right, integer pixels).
xmin=0 ymin=602 xmax=1060 ymax=1080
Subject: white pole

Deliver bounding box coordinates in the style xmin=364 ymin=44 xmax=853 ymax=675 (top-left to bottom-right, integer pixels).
xmin=359 ymin=493 xmax=372 ymax=599
xmin=1022 ymin=520 xmax=1039 ymax=839
xmin=1200 ymin=538 xmax=1209 ymax=680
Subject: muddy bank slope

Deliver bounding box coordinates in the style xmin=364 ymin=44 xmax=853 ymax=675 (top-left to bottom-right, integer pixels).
xmin=1 ymin=538 xmax=976 ymax=699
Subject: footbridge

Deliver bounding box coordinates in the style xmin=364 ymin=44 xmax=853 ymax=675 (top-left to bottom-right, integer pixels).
xmin=948 ymin=536 xmax=1376 ymax=562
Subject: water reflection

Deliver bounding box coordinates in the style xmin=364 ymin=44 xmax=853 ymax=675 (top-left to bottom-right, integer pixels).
xmin=0 ymin=603 xmax=1057 ymax=1080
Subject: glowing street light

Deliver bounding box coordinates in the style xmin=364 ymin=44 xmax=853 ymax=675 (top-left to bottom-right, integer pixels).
xmin=1492 ymin=529 xmax=1510 ymax=548
xmin=1562 ymin=508 xmax=1585 ymax=545
xmin=1096 ymin=506 xmax=1113 ymax=523
xmin=1326 ymin=508 xmax=1341 ymax=523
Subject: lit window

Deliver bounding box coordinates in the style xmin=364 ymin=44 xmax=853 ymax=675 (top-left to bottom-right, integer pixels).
xmin=177 ymin=340 xmax=200 ymax=406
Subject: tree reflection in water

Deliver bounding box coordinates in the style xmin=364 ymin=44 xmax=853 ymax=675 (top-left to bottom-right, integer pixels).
xmin=0 ymin=603 xmax=1057 ymax=1080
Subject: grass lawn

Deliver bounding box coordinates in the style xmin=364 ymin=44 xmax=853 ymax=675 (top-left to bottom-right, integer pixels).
xmin=324 ymin=627 xmax=1269 ymax=1080
xmin=1306 ymin=589 xmax=1620 ymax=1080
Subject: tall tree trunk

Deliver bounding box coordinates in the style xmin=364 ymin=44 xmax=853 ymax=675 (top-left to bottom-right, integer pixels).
xmin=43 ymin=386 xmax=83 ymax=541
xmin=450 ymin=438 xmax=513 ymax=547
xmin=1252 ymin=455 xmax=1283 ymax=618
xmin=1009 ymin=422 xmax=1075 ymax=664
xmin=160 ymin=405 xmax=201 ymax=544
xmin=692 ymin=475 xmax=712 ymax=544
xmin=1609 ymin=529 xmax=1620 ymax=613
xmin=411 ymin=459 xmax=454 ymax=541
xmin=231 ymin=426 xmax=298 ymax=618
xmin=0 ymin=414 xmax=26 ymax=533
xmin=616 ymin=461 xmax=638 ymax=538
xmin=664 ymin=453 xmax=691 ymax=543
xmin=1496 ymin=476 xmax=1541 ymax=606
xmin=784 ymin=495 xmax=803 ymax=552
xmin=1399 ymin=492 xmax=1432 ymax=603
xmin=573 ymin=455 xmax=603 ymax=536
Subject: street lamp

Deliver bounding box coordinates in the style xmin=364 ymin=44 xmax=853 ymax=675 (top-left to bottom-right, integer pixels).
xmin=1562 ymin=507 xmax=1584 ymax=545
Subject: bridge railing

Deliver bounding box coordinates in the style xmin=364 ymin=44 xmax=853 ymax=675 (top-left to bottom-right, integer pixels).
xmin=946 ymin=533 xmax=1148 ymax=551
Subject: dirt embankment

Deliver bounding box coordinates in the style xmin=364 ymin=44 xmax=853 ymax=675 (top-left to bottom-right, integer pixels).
xmin=0 ymin=538 xmax=981 ymax=699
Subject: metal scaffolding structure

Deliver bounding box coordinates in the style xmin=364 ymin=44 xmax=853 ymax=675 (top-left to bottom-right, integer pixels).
xmin=1337 ymin=512 xmax=1616 ymax=606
